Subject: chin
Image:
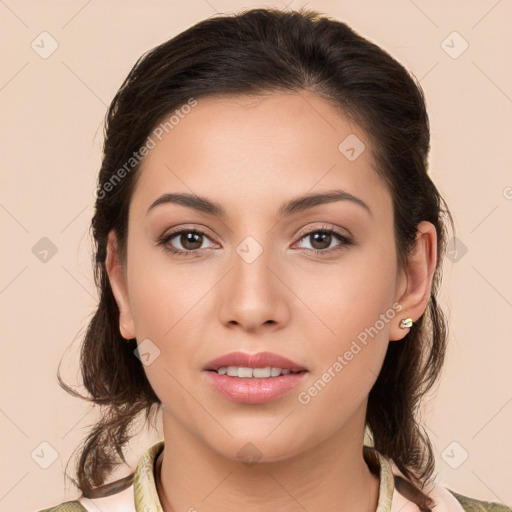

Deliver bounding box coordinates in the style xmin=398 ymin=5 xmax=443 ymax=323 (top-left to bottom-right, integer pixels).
xmin=200 ymin=427 xmax=312 ymax=465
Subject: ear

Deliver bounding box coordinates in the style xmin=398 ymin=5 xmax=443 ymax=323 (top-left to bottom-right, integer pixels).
xmin=389 ymin=221 xmax=438 ymax=341
xmin=105 ymin=230 xmax=136 ymax=340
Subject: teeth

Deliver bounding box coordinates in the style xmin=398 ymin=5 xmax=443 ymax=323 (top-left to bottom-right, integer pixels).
xmin=217 ymin=366 xmax=295 ymax=378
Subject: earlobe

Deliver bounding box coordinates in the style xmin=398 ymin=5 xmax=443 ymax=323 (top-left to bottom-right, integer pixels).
xmin=389 ymin=221 xmax=437 ymax=341
xmin=105 ymin=231 xmax=136 ymax=340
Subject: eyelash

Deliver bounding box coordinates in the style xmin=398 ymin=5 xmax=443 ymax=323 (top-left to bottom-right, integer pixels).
xmin=156 ymin=225 xmax=353 ymax=258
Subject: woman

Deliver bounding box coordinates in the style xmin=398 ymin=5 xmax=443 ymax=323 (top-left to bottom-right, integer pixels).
xmin=38 ymin=7 xmax=511 ymax=512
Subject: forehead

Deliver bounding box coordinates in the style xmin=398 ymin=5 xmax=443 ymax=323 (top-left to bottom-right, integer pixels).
xmin=130 ymin=91 xmax=392 ymax=222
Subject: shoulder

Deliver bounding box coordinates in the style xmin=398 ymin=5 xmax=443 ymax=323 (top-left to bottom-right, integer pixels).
xmin=36 ymin=500 xmax=88 ymax=512
xmin=384 ymin=452 xmax=511 ymax=512
xmin=448 ymin=489 xmax=512 ymax=512
xmin=34 ymin=442 xmax=160 ymax=512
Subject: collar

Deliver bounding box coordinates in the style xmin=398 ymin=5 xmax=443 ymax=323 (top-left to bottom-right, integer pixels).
xmin=133 ymin=441 xmax=394 ymax=512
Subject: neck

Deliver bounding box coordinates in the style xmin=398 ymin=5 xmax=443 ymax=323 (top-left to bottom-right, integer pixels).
xmin=155 ymin=412 xmax=380 ymax=512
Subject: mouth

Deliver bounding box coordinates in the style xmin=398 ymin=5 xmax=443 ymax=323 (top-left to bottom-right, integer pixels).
xmin=202 ymin=351 xmax=309 ymax=404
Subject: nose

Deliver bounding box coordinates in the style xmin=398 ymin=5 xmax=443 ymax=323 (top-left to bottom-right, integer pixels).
xmin=218 ymin=237 xmax=290 ymax=332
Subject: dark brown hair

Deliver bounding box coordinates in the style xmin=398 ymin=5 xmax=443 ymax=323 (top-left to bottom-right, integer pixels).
xmin=58 ymin=7 xmax=454 ymax=510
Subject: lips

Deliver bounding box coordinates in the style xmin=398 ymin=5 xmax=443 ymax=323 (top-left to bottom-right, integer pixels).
xmin=202 ymin=351 xmax=307 ymax=372
xmin=205 ymin=370 xmax=308 ymax=404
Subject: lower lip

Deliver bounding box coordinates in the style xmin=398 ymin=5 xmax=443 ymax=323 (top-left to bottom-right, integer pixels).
xmin=204 ymin=370 xmax=308 ymax=404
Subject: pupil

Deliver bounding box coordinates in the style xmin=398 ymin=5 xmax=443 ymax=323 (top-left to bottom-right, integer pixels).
xmin=312 ymin=232 xmax=330 ymax=250
xmin=182 ymin=232 xmax=202 ymax=250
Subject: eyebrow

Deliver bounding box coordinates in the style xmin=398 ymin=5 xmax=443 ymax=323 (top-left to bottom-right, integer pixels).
xmin=146 ymin=189 xmax=372 ymax=218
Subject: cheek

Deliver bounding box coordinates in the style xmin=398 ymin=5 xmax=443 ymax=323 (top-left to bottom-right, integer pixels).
xmin=296 ymin=287 xmax=392 ymax=426
xmin=126 ymin=241 xmax=208 ymax=340
xmin=292 ymin=240 xmax=398 ymax=343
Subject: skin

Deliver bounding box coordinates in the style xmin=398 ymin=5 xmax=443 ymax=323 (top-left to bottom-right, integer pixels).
xmin=106 ymin=91 xmax=437 ymax=512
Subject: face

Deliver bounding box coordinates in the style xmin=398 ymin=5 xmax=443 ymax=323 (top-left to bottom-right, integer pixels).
xmin=107 ymin=91 xmax=415 ymax=463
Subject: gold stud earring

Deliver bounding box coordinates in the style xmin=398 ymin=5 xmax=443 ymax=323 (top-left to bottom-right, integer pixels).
xmin=399 ymin=318 xmax=414 ymax=329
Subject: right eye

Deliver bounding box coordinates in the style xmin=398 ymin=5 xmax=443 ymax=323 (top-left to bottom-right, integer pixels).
xmin=157 ymin=229 xmax=217 ymax=257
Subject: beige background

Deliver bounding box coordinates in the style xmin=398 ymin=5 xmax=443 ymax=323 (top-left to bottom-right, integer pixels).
xmin=1 ymin=1 xmax=511 ymax=511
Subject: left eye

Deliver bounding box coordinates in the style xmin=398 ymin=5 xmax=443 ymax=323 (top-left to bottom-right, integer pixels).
xmin=295 ymin=228 xmax=352 ymax=253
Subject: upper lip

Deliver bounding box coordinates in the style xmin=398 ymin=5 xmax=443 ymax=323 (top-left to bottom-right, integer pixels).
xmin=203 ymin=351 xmax=308 ymax=372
